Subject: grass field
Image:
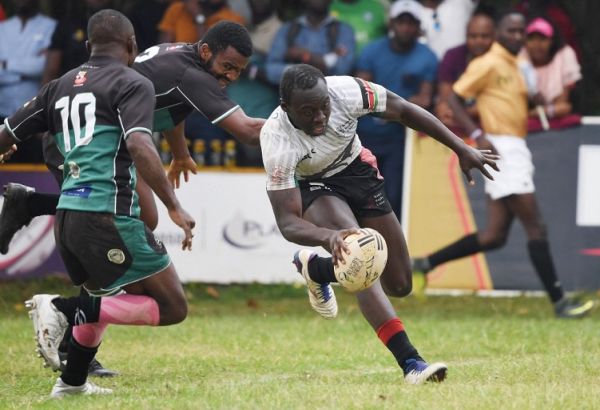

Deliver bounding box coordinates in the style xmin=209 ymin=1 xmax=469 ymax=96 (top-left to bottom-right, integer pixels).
xmin=1 ymin=277 xmax=599 ymax=409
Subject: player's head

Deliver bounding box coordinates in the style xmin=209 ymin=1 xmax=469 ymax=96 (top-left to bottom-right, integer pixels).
xmin=86 ymin=9 xmax=138 ymax=66
xmin=496 ymin=11 xmax=526 ymax=55
xmin=466 ymin=12 xmax=495 ymax=57
xmin=280 ymin=64 xmax=330 ymax=137
xmin=198 ymin=21 xmax=253 ymax=88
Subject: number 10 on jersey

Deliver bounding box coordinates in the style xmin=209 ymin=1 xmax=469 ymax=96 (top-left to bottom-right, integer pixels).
xmin=55 ymin=92 xmax=97 ymax=153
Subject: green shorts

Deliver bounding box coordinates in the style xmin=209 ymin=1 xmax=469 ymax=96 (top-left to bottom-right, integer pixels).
xmin=55 ymin=210 xmax=171 ymax=296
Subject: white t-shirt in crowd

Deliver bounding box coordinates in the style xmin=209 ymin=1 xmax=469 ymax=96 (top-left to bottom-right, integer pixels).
xmin=420 ymin=0 xmax=478 ymax=60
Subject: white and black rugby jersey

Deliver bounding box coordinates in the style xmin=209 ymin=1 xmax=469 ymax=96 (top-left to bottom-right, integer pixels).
xmin=260 ymin=76 xmax=387 ymax=191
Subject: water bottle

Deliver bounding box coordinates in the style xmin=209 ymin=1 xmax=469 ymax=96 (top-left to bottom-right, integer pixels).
xmin=159 ymin=138 xmax=171 ymax=165
xmin=210 ymin=139 xmax=222 ymax=166
xmin=223 ymin=139 xmax=237 ymax=168
xmin=193 ymin=139 xmax=206 ymax=167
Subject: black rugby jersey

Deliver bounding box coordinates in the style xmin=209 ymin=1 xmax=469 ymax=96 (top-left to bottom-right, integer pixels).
xmin=4 ymin=56 xmax=155 ymax=216
xmin=133 ymin=43 xmax=239 ymax=132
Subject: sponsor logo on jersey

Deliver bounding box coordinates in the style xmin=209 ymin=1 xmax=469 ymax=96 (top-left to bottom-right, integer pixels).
xmin=74 ymin=70 xmax=88 ymax=87
xmin=299 ymin=148 xmax=317 ymax=162
xmin=63 ymin=186 xmax=92 ymax=198
xmin=166 ymin=44 xmax=184 ymax=51
xmin=336 ymin=119 xmax=356 ymax=136
xmin=107 ymin=249 xmax=126 ymax=264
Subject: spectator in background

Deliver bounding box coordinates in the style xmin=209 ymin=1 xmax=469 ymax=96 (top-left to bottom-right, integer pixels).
xmin=355 ymin=0 xmax=437 ymax=219
xmin=435 ymin=11 xmax=495 ymax=131
xmin=227 ymin=0 xmax=282 ymax=166
xmin=42 ymin=0 xmax=112 ymax=85
xmin=0 ymin=4 xmax=6 ymax=21
xmin=515 ymin=0 xmax=581 ymax=62
xmin=128 ymin=0 xmax=170 ymax=52
xmin=265 ymin=0 xmax=356 ymax=86
xmin=0 ymin=0 xmax=56 ymax=162
xmin=420 ymin=0 xmax=479 ymax=60
xmin=159 ymin=0 xmax=245 ymax=43
xmin=411 ymin=12 xmax=594 ymax=319
xmin=330 ymin=0 xmax=388 ymax=54
xmin=519 ymin=17 xmax=582 ymax=132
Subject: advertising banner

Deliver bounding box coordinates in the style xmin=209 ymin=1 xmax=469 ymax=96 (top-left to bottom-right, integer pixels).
xmin=1 ymin=124 xmax=598 ymax=290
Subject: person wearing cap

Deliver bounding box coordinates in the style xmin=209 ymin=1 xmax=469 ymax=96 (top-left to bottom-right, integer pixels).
xmin=354 ymin=0 xmax=438 ymax=219
xmin=519 ymin=16 xmax=581 ymax=131
xmin=411 ymin=11 xmax=594 ymax=319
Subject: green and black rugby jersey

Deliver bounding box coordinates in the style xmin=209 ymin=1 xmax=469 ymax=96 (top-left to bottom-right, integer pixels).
xmin=4 ymin=55 xmax=155 ymax=217
xmin=133 ymin=43 xmax=240 ymax=132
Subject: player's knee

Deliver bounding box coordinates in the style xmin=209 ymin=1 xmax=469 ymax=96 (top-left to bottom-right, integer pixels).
xmin=160 ymin=299 xmax=188 ymax=325
xmin=382 ymin=277 xmax=412 ymax=298
xmin=479 ymin=233 xmax=507 ymax=250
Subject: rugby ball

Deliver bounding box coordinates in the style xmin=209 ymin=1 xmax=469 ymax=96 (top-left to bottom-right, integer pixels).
xmin=334 ymin=228 xmax=387 ymax=292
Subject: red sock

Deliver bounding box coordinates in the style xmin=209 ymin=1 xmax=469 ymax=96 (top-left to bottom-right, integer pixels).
xmin=376 ymin=318 xmax=420 ymax=369
xmin=377 ymin=318 xmax=405 ymax=344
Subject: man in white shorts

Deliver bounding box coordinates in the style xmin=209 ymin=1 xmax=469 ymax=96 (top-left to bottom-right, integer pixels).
xmin=261 ymin=63 xmax=499 ymax=384
xmin=411 ymin=11 xmax=594 ymax=319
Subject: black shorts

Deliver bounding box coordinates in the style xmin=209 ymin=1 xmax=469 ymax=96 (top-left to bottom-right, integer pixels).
xmin=299 ymin=151 xmax=393 ymax=218
xmin=55 ymin=210 xmax=170 ymax=296
xmin=42 ymin=135 xmax=64 ymax=185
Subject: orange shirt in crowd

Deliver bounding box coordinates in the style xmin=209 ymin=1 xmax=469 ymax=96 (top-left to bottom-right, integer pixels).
xmin=453 ymin=42 xmax=528 ymax=138
xmin=158 ymin=1 xmax=245 ymax=43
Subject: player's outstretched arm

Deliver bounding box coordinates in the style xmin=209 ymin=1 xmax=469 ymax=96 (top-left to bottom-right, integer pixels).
xmin=380 ymin=90 xmax=499 ymax=184
xmin=217 ymin=108 xmax=265 ymax=147
xmin=127 ymin=131 xmax=195 ymax=250
xmin=268 ymin=188 xmax=357 ymax=265
xmin=163 ymin=121 xmax=198 ymax=188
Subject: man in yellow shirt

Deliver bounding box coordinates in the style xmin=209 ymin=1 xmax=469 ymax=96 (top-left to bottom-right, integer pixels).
xmin=412 ymin=12 xmax=594 ymax=319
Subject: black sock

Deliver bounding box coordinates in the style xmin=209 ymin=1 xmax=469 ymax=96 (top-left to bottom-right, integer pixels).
xmin=60 ymin=338 xmax=98 ymax=387
xmin=52 ymin=295 xmax=102 ymax=326
xmin=308 ymin=256 xmax=337 ymax=283
xmin=387 ymin=332 xmax=422 ymax=372
xmin=427 ymin=233 xmax=482 ymax=270
xmin=377 ymin=318 xmax=422 ymax=372
xmin=27 ymin=192 xmax=59 ymax=217
xmin=527 ymin=239 xmax=564 ymax=303
xmin=58 ymin=288 xmax=91 ymax=353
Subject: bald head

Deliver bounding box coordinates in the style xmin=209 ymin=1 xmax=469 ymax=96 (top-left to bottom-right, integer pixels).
xmin=87 ymin=9 xmax=134 ymax=47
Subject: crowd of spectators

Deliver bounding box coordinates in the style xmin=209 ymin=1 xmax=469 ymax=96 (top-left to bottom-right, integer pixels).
xmin=0 ymin=0 xmax=588 ymax=216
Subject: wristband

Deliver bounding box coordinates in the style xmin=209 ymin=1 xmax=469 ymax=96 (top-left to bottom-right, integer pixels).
xmin=545 ymin=103 xmax=555 ymax=118
xmin=469 ymin=128 xmax=483 ymax=140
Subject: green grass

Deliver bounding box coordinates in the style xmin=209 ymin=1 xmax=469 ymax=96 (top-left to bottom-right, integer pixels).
xmin=1 ymin=277 xmax=599 ymax=409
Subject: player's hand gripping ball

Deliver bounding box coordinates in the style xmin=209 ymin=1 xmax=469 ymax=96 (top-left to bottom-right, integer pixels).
xmin=334 ymin=228 xmax=388 ymax=292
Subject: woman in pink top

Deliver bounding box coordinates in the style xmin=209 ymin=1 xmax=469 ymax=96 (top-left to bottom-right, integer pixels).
xmin=520 ymin=17 xmax=582 ymax=130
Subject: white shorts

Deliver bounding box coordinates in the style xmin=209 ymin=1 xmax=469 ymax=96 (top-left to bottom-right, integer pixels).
xmin=484 ymin=134 xmax=535 ymax=200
